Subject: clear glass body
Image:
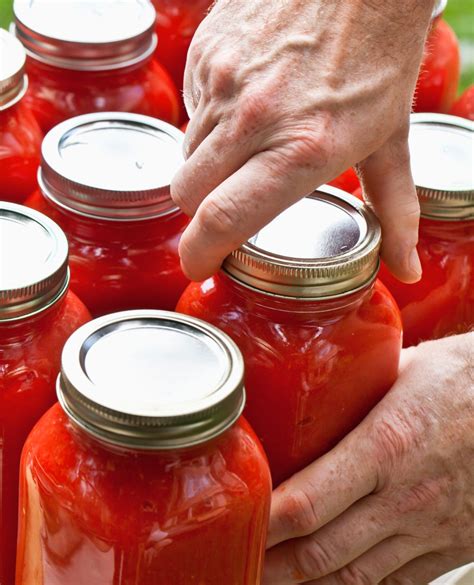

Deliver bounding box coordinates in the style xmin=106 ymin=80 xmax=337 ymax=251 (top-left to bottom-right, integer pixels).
xmin=0 ymin=291 xmax=90 ymax=585
xmin=379 ymin=218 xmax=474 ymax=348
xmin=0 ymin=100 xmax=43 ymax=204
xmin=177 ymin=273 xmax=403 ymax=486
xmin=25 ymin=190 xmax=190 ymax=317
xmin=414 ymin=18 xmax=461 ymax=113
xmin=23 ymin=56 xmax=180 ymax=133
xmin=16 ymin=405 xmax=271 ymax=585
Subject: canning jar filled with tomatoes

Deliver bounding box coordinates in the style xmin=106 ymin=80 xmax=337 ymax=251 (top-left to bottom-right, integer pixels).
xmin=0 ymin=203 xmax=90 ymax=585
xmin=0 ymin=29 xmax=42 ymax=204
xmin=379 ymin=114 xmax=474 ymax=347
xmin=25 ymin=112 xmax=189 ymax=317
xmin=177 ymin=187 xmax=402 ymax=485
xmin=16 ymin=311 xmax=271 ymax=585
xmin=12 ymin=0 xmax=180 ymax=133
xmin=414 ymin=0 xmax=460 ymax=113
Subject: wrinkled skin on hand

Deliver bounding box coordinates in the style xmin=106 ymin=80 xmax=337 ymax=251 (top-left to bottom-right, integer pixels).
xmin=264 ymin=333 xmax=474 ymax=584
xmin=171 ymin=0 xmax=436 ymax=283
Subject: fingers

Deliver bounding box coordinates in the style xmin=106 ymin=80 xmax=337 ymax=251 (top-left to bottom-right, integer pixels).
xmin=267 ymin=431 xmax=378 ymax=549
xmin=171 ymin=120 xmax=257 ymax=218
xmin=304 ymin=536 xmax=428 ymax=585
xmin=382 ymin=553 xmax=469 ymax=585
xmin=177 ymin=149 xmax=315 ymax=280
xmin=264 ymin=494 xmax=397 ymax=584
xmin=358 ymin=132 xmax=422 ymax=284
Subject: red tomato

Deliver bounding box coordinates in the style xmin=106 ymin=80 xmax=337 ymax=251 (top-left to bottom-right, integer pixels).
xmin=414 ymin=19 xmax=460 ymax=113
xmin=352 ymin=186 xmax=364 ymax=201
xmin=450 ymin=85 xmax=474 ymax=121
xmin=328 ymin=167 xmax=360 ymax=193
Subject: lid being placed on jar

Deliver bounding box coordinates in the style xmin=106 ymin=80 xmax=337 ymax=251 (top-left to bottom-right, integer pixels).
xmin=0 ymin=203 xmax=69 ymax=320
xmin=13 ymin=0 xmax=157 ymax=71
xmin=409 ymin=114 xmax=474 ymax=220
xmin=38 ymin=112 xmax=184 ymax=220
xmin=0 ymin=29 xmax=28 ymax=110
xmin=57 ymin=311 xmax=246 ymax=449
xmin=223 ymin=186 xmax=381 ymax=299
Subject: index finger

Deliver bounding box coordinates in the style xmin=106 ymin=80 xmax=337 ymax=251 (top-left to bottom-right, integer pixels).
xmin=267 ymin=430 xmax=378 ymax=549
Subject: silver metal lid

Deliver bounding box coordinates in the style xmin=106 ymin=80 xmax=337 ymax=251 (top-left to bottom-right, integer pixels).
xmin=57 ymin=311 xmax=246 ymax=449
xmin=13 ymin=0 xmax=157 ymax=71
xmin=432 ymin=0 xmax=448 ymax=19
xmin=223 ymin=186 xmax=381 ymax=299
xmin=39 ymin=112 xmax=184 ymax=220
xmin=409 ymin=114 xmax=474 ymax=220
xmin=0 ymin=203 xmax=69 ymax=321
xmin=0 ymin=29 xmax=27 ymax=110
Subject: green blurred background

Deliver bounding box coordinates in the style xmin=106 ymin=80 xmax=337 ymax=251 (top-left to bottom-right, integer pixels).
xmin=0 ymin=0 xmax=472 ymax=90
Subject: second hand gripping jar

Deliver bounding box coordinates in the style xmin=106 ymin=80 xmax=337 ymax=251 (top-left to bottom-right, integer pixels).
xmin=12 ymin=0 xmax=180 ymax=132
xmin=25 ymin=112 xmax=190 ymax=317
xmin=177 ymin=187 xmax=403 ymax=485
xmin=15 ymin=311 xmax=272 ymax=585
xmin=0 ymin=203 xmax=90 ymax=585
xmin=380 ymin=113 xmax=474 ymax=347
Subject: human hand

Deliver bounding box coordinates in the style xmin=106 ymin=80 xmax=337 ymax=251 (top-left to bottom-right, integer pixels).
xmin=171 ymin=0 xmax=436 ymax=282
xmin=263 ymin=333 xmax=474 ymax=584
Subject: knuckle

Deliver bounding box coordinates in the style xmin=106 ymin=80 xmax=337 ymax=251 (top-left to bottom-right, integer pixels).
xmin=235 ymin=91 xmax=272 ymax=134
xmin=396 ymin=478 xmax=446 ymax=515
xmin=338 ymin=564 xmax=375 ymax=585
xmin=293 ymin=539 xmax=334 ymax=578
xmin=370 ymin=416 xmax=418 ymax=473
xmin=197 ymin=197 xmax=241 ymax=238
xmin=208 ymin=56 xmax=237 ymax=97
xmin=275 ymin=487 xmax=321 ymax=538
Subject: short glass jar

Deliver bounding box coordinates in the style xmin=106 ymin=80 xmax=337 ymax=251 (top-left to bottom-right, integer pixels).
xmin=0 ymin=29 xmax=42 ymax=204
xmin=0 ymin=203 xmax=90 ymax=585
xmin=26 ymin=112 xmax=189 ymax=317
xmin=16 ymin=311 xmax=271 ymax=585
xmin=178 ymin=187 xmax=403 ymax=485
xmin=12 ymin=0 xmax=180 ymax=133
xmin=380 ymin=114 xmax=474 ymax=347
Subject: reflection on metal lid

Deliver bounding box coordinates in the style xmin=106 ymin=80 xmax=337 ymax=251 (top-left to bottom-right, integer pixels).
xmin=0 ymin=29 xmax=27 ymax=110
xmin=13 ymin=0 xmax=156 ymax=71
xmin=58 ymin=311 xmax=246 ymax=449
xmin=224 ymin=186 xmax=381 ymax=299
xmin=409 ymin=113 xmax=474 ymax=220
xmin=0 ymin=202 xmax=69 ymax=320
xmin=39 ymin=112 xmax=184 ymax=220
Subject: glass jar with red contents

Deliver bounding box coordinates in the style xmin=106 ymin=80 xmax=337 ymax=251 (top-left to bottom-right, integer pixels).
xmin=16 ymin=311 xmax=271 ymax=585
xmin=25 ymin=112 xmax=189 ymax=317
xmin=379 ymin=114 xmax=474 ymax=348
xmin=414 ymin=0 xmax=460 ymax=113
xmin=0 ymin=203 xmax=90 ymax=585
xmin=177 ymin=187 xmax=402 ymax=486
xmin=0 ymin=29 xmax=42 ymax=204
xmin=12 ymin=0 xmax=180 ymax=133
xmin=152 ymin=0 xmax=213 ymax=105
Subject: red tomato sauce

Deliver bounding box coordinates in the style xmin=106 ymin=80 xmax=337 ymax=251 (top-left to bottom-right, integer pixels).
xmin=379 ymin=218 xmax=474 ymax=347
xmin=328 ymin=167 xmax=360 ymax=194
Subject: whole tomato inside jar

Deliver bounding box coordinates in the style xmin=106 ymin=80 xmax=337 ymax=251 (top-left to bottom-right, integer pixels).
xmin=177 ymin=187 xmax=403 ymax=486
xmin=16 ymin=311 xmax=271 ymax=585
xmin=25 ymin=113 xmax=189 ymax=317
xmin=0 ymin=29 xmax=42 ymax=204
xmin=414 ymin=0 xmax=460 ymax=113
xmin=450 ymin=85 xmax=474 ymax=121
xmin=152 ymin=1 xmax=213 ymax=105
xmin=12 ymin=0 xmax=180 ymax=133
xmin=379 ymin=114 xmax=474 ymax=347
xmin=0 ymin=203 xmax=90 ymax=585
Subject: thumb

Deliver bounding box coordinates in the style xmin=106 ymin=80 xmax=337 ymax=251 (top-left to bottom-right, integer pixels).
xmin=358 ymin=132 xmax=421 ymax=284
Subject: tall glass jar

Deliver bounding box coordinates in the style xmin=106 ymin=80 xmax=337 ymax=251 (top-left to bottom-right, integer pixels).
xmin=0 ymin=29 xmax=42 ymax=204
xmin=177 ymin=187 xmax=403 ymax=485
xmin=380 ymin=114 xmax=473 ymax=347
xmin=16 ymin=311 xmax=271 ymax=585
xmin=12 ymin=0 xmax=180 ymax=133
xmin=25 ymin=113 xmax=189 ymax=317
xmin=0 ymin=203 xmax=90 ymax=585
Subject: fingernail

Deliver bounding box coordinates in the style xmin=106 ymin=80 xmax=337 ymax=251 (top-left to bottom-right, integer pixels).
xmin=408 ymin=248 xmax=422 ymax=279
